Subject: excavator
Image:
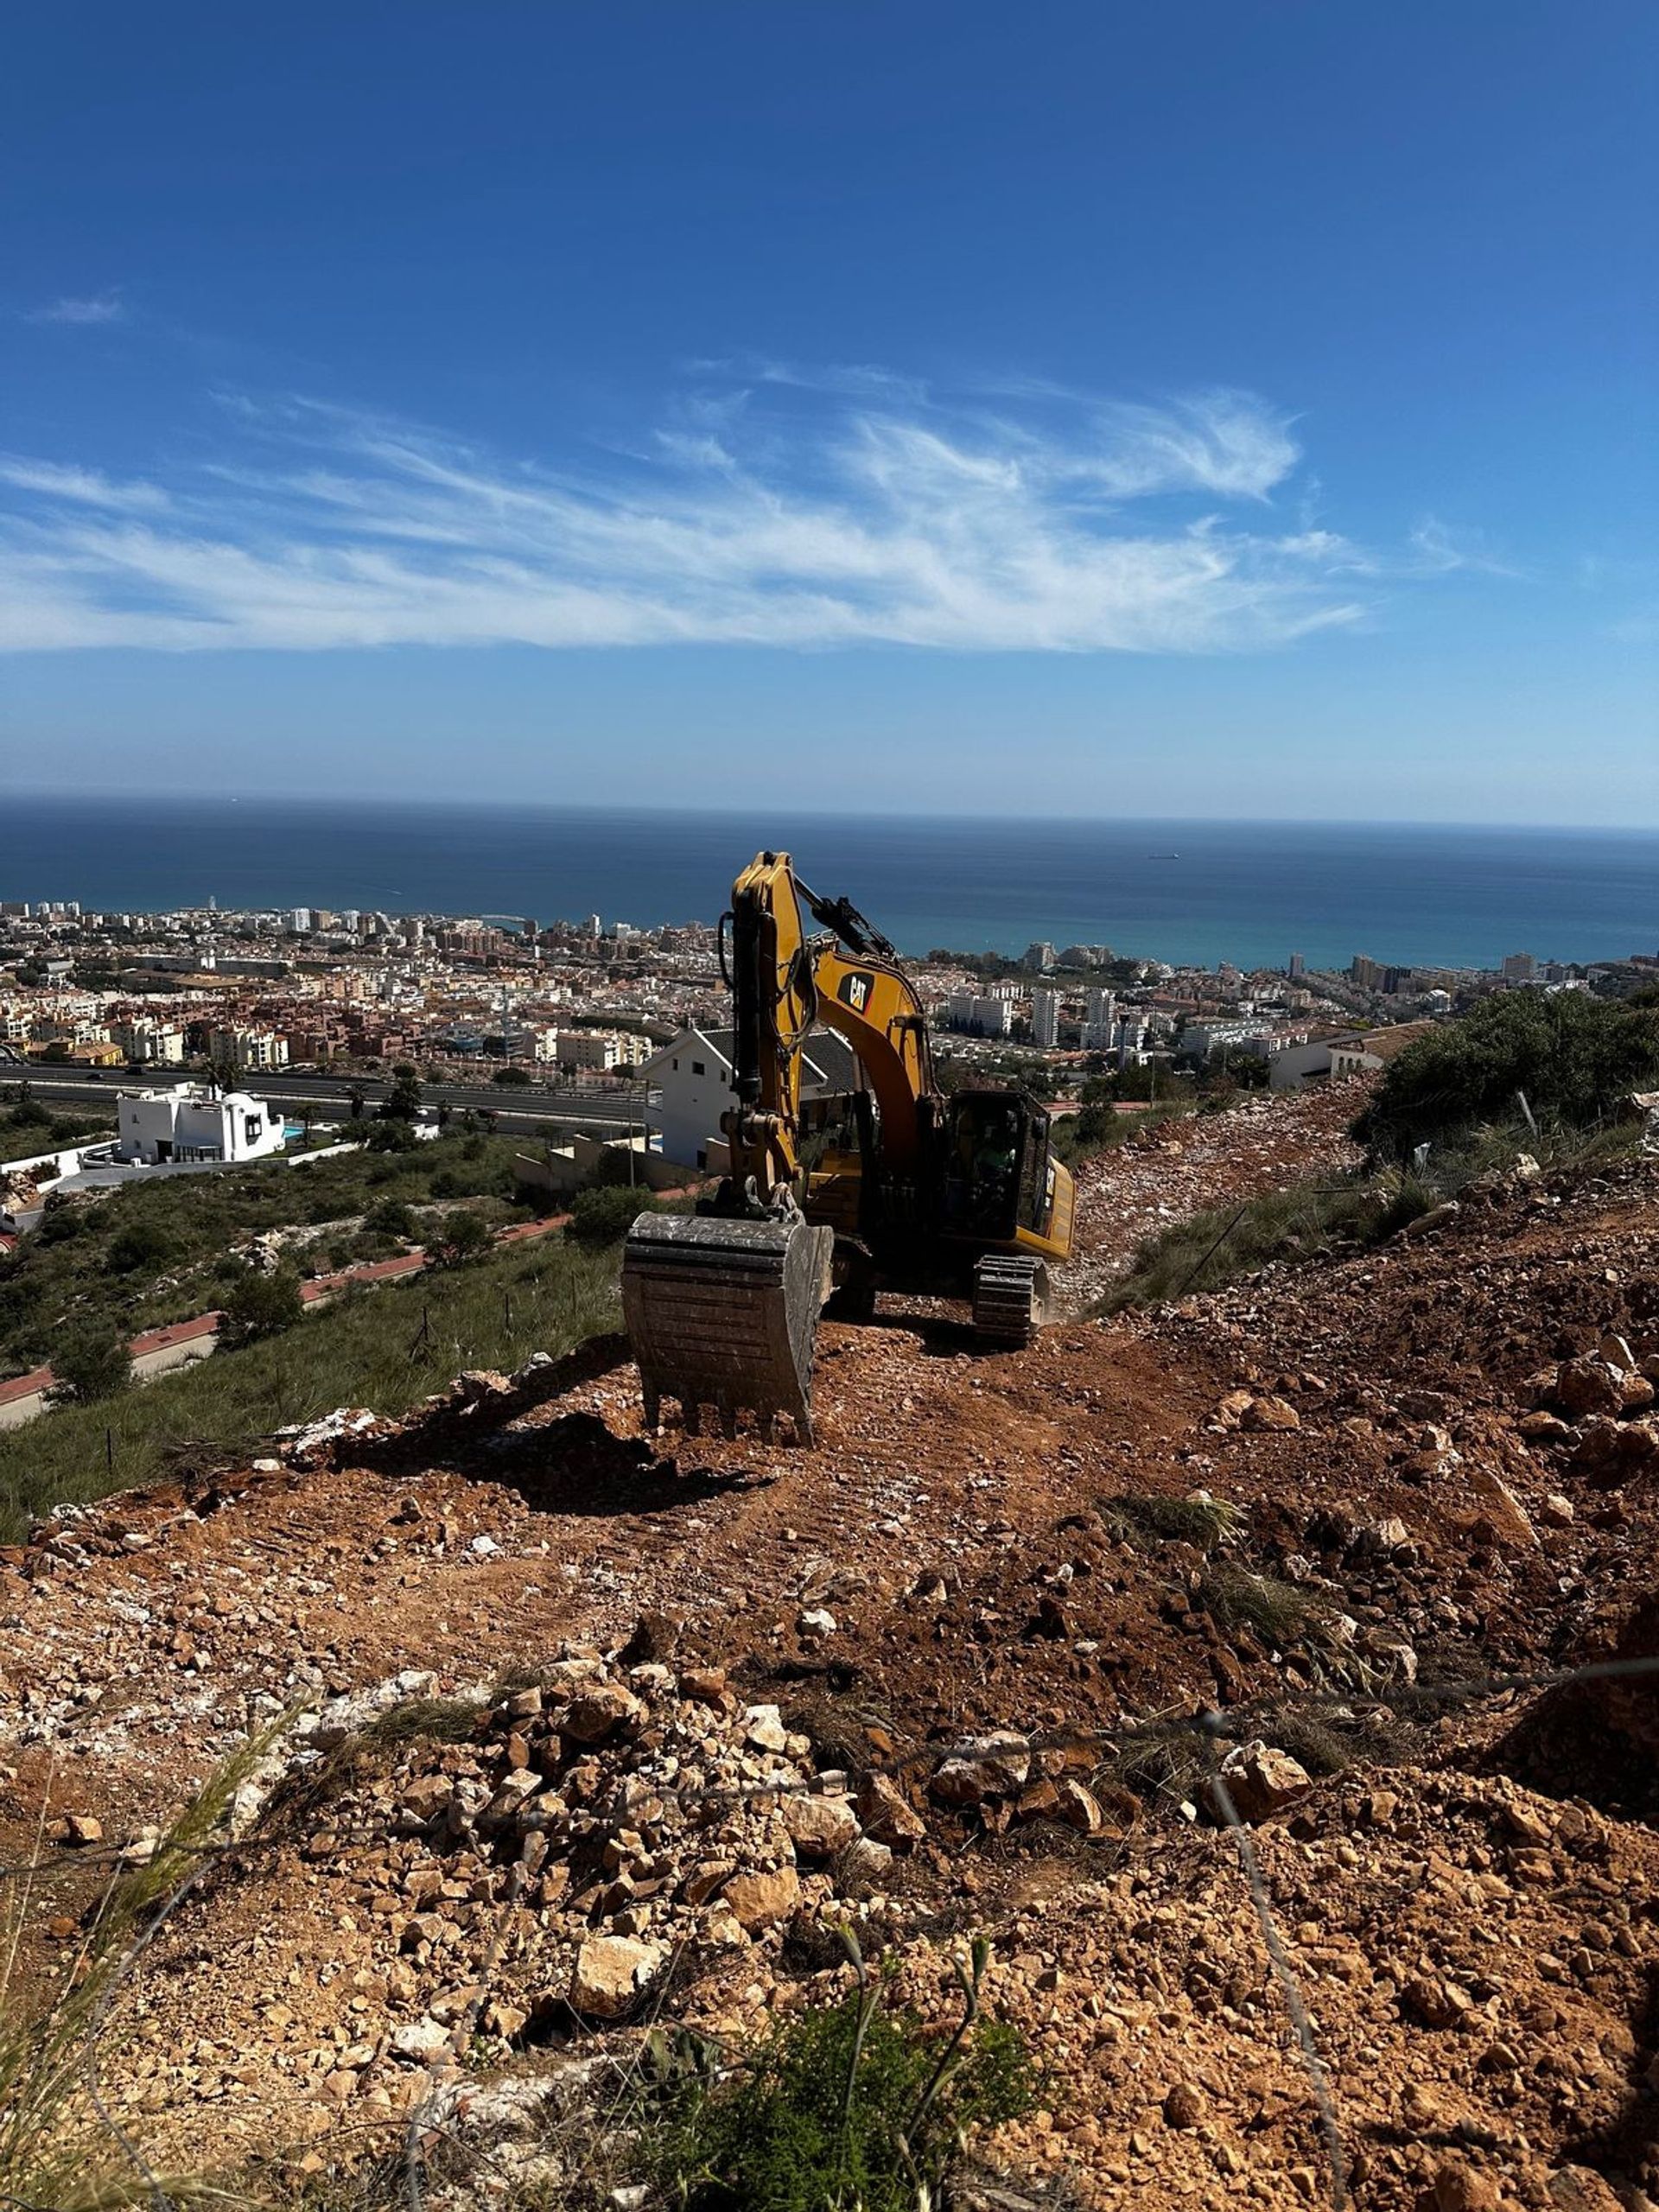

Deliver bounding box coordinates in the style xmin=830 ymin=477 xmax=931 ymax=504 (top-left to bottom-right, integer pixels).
xmin=621 ymin=851 xmax=1075 ymax=1445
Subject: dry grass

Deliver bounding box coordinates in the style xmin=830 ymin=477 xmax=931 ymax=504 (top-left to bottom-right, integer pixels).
xmin=0 ymin=1720 xmax=288 ymax=2210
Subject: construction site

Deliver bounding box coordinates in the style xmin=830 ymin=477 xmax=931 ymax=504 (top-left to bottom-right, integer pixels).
xmin=3 ymin=1033 xmax=1658 ymax=2210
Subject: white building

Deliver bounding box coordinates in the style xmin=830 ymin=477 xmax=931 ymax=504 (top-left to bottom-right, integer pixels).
xmin=944 ymin=994 xmax=1014 ymax=1037
xmin=642 ymin=1025 xmax=860 ymax=1170
xmin=207 ymin=1026 xmax=290 ymax=1072
xmin=115 ymin=1086 xmax=286 ymax=1166
xmin=109 ymin=1019 xmax=186 ymax=1066
xmin=1030 ymin=988 xmax=1061 ymax=1049
xmin=1083 ymin=988 xmax=1117 ymax=1050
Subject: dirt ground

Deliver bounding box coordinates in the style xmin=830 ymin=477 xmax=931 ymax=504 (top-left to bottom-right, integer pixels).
xmin=3 ymin=1081 xmax=1657 ymax=2210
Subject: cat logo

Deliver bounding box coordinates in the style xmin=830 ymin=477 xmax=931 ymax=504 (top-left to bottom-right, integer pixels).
xmin=837 ymin=969 xmax=874 ymax=1015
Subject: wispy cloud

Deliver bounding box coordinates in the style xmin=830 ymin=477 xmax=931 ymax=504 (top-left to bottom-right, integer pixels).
xmin=0 ymin=373 xmax=1401 ymax=654
xmin=0 ymin=457 xmax=169 ymax=513
xmin=1408 ymin=516 xmax=1522 ymax=579
xmin=25 ymin=290 xmax=127 ymax=327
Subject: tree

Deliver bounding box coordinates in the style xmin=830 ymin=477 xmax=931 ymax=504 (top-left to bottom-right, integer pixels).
xmin=348 ymin=1084 xmax=367 ymax=1122
xmin=492 ymin=1065 xmax=532 ymax=1087
xmin=1353 ymin=991 xmax=1659 ymax=1159
xmin=380 ymin=1063 xmax=423 ymax=1122
xmin=429 ymin=1208 xmax=493 ymax=1264
xmin=50 ymin=1318 xmax=131 ymax=1404
xmin=219 ymin=1267 xmax=304 ymax=1348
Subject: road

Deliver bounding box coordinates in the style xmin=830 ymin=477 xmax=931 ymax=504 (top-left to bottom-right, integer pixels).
xmin=0 ymin=1062 xmax=656 ymax=1138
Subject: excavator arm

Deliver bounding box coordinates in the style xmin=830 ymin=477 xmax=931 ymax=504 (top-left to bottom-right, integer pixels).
xmin=716 ymin=852 xmax=934 ymax=1198
xmin=623 ymin=851 xmax=902 ymax=1445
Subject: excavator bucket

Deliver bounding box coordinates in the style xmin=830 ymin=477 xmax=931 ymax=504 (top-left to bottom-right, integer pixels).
xmin=621 ymin=1211 xmax=835 ymax=1443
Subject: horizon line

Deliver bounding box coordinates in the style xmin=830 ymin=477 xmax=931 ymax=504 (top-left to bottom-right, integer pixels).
xmin=7 ymin=789 xmax=1659 ymax=837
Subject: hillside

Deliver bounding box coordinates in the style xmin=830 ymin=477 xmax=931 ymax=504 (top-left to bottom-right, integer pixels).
xmin=3 ymin=1081 xmax=1657 ymax=2212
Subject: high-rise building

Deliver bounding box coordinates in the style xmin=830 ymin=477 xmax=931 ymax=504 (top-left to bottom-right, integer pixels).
xmin=1351 ymin=955 xmax=1380 ymax=988
xmin=1288 ymin=951 xmax=1306 ymax=980
xmin=1023 ymin=941 xmax=1057 ymax=973
xmin=1502 ymin=951 xmax=1537 ymax=982
xmin=1083 ymin=987 xmax=1117 ymax=1050
xmin=1030 ymin=988 xmax=1061 ymax=1049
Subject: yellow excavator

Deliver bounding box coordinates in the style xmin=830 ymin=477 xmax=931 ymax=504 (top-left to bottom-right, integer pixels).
xmin=621 ymin=851 xmax=1075 ymax=1444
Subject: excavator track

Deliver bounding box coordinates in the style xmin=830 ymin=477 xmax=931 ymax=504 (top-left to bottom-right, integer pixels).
xmin=621 ymin=1210 xmax=835 ymax=1443
xmin=971 ymin=1253 xmax=1049 ymax=1350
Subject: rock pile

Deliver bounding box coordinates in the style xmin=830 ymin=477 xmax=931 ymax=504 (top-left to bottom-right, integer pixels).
xmin=1523 ymin=1335 xmax=1659 ymax=1486
xmin=264 ymin=1639 xmax=927 ymax=2092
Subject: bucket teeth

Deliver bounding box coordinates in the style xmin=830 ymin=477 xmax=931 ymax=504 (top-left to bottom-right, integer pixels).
xmin=622 ymin=1211 xmax=834 ymax=1446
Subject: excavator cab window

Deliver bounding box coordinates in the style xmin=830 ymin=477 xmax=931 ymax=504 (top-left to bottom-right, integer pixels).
xmin=1017 ymin=1103 xmax=1052 ymax=1234
xmin=942 ymin=1092 xmax=1025 ymax=1238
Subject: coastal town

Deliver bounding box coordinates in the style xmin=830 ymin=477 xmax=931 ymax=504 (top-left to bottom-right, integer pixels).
xmin=6 ymin=893 xmax=1656 ymax=1135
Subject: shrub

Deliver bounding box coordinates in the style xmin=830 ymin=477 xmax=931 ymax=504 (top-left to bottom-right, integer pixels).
xmin=658 ymin=1935 xmax=1032 ymax=2212
xmin=1353 ymin=991 xmax=1659 ymax=1160
xmin=365 ymin=1198 xmax=418 ymax=1241
xmin=48 ymin=1318 xmax=131 ymax=1404
xmin=363 ymin=1117 xmax=420 ymax=1153
xmin=429 ymin=1209 xmax=493 ymax=1265
xmin=105 ymin=1218 xmax=180 ymax=1274
xmin=0 ymin=1721 xmax=286 ymax=2211
xmin=219 ymin=1265 xmax=304 ymax=1348
xmin=568 ymin=1185 xmax=656 ymax=1245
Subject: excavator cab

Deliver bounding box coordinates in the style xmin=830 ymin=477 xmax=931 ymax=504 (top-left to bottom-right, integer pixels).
xmin=938 ymin=1090 xmax=1052 ymax=1242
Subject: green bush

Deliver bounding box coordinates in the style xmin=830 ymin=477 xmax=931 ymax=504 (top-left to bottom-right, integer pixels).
xmin=105 ymin=1219 xmax=180 ymax=1274
xmin=219 ymin=1265 xmax=304 ymax=1348
xmin=365 ymin=1198 xmax=418 ymax=1241
xmin=1353 ymin=991 xmax=1659 ymax=1160
xmin=429 ymin=1209 xmax=493 ymax=1265
xmin=48 ymin=1318 xmax=131 ymax=1404
xmin=1099 ymin=1174 xmax=1428 ymax=1312
xmin=659 ymin=1937 xmax=1032 ymax=2212
xmin=568 ymin=1185 xmax=656 ymax=1244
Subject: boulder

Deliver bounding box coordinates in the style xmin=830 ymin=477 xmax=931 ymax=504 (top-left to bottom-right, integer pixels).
xmin=722 ymin=1866 xmax=800 ymax=1932
xmin=743 ymin=1704 xmax=789 ymax=1752
xmin=857 ymin=1772 xmax=926 ymax=1847
xmin=1554 ymin=1357 xmax=1624 ymax=1421
xmin=781 ymin=1793 xmax=860 ymax=1860
xmin=930 ymin=1732 xmax=1031 ymax=1806
xmin=561 ymin=1682 xmax=645 ymax=1743
xmin=570 ymin=1936 xmax=664 ymax=2019
xmin=1241 ymin=1395 xmax=1300 ymax=1433
xmin=1207 ymin=1742 xmax=1311 ymax=1825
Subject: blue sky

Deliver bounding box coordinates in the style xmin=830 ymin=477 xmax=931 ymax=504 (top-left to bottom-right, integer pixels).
xmin=2 ymin=2 xmax=1654 ymax=820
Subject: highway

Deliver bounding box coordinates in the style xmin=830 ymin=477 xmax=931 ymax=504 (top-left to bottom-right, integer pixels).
xmin=0 ymin=1062 xmax=657 ymax=1138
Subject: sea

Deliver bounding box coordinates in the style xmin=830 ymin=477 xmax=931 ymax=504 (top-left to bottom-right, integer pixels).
xmin=5 ymin=796 xmax=1658 ymax=975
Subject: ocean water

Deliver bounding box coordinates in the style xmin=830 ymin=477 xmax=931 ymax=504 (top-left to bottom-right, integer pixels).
xmin=4 ymin=797 xmax=1657 ymax=973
